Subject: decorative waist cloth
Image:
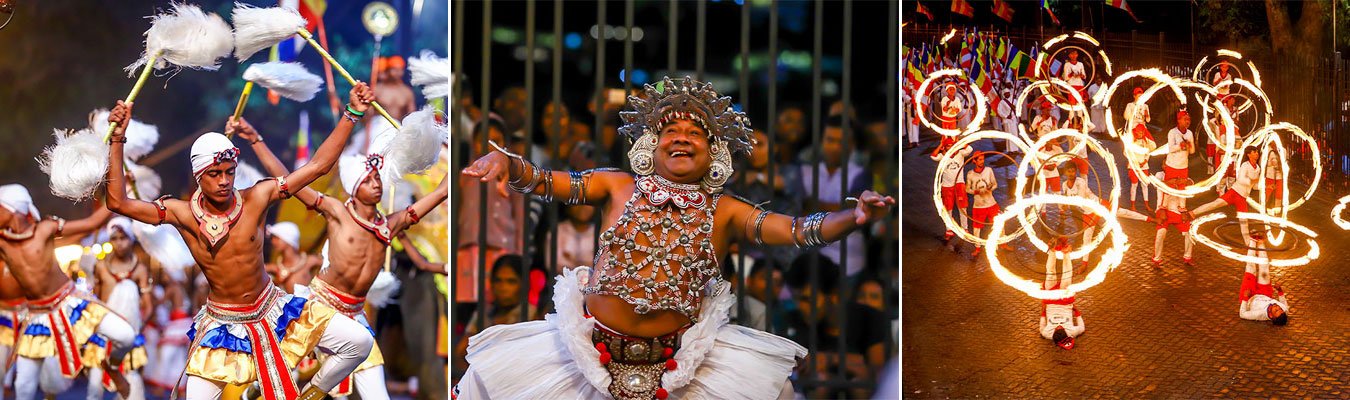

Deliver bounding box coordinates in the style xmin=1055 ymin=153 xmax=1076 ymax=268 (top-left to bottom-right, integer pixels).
xmin=0 ymin=299 xmax=27 ymax=347
xmin=305 ymin=277 xmax=384 ymax=397
xmin=184 ymin=285 xmax=336 ymax=400
xmin=17 ymin=282 xmax=111 ymax=378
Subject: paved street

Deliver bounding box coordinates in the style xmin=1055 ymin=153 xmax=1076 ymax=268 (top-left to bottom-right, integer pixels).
xmin=902 ymin=132 xmax=1350 ymax=398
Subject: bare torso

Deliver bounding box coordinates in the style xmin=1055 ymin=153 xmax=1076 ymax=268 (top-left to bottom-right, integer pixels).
xmin=94 ymin=256 xmax=148 ymax=301
xmin=0 ymin=221 xmax=75 ymax=300
xmin=267 ymin=253 xmax=316 ymax=293
xmin=582 ymin=179 xmax=740 ymax=338
xmin=0 ymin=266 xmax=24 ymax=303
xmin=163 ymin=188 xmax=272 ymax=305
xmin=374 ymin=82 xmax=416 ymax=121
xmin=315 ymin=204 xmax=390 ymax=298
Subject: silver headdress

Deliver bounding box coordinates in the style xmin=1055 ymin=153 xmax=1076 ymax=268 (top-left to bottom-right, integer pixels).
xmin=619 ymin=76 xmax=755 ymax=155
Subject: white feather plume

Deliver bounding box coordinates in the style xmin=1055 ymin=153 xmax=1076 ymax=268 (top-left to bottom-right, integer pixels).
xmin=243 ymin=62 xmax=323 ymax=102
xmin=233 ymin=161 xmax=264 ymax=190
xmin=383 ymin=107 xmax=448 ymax=177
xmin=132 ymin=221 xmax=195 ymax=274
xmin=90 ymin=109 xmax=160 ymax=161
xmin=126 ymin=3 xmax=235 ymax=76
xmin=365 ymin=270 xmax=401 ymax=308
xmin=231 ymin=3 xmax=307 ymax=62
xmin=126 ymin=162 xmax=163 ymax=199
xmin=37 ymin=129 xmax=109 ymax=201
xmin=407 ymin=50 xmax=450 ymax=99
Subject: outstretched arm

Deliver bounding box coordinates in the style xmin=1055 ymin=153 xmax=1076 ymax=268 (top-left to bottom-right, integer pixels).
xmin=731 ymin=190 xmax=895 ymax=247
xmin=461 ymin=145 xmax=627 ymax=206
xmin=228 ymin=117 xmax=332 ymax=214
xmin=398 ymin=233 xmax=446 ymax=274
xmin=388 ymin=173 xmax=449 ymax=235
xmin=106 ymin=101 xmax=182 ymax=226
xmin=274 ymin=83 xmax=376 ymax=202
xmin=57 ymin=201 xmax=114 ymax=238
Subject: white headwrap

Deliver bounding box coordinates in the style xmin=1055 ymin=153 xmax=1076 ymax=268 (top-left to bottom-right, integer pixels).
xmin=267 ymin=222 xmax=301 ymax=251
xmin=0 ymin=184 xmax=40 ymax=220
xmin=189 ymin=132 xmax=239 ymax=182
xmin=339 ymin=154 xmax=383 ymax=197
xmin=106 ymin=217 xmax=136 ymax=244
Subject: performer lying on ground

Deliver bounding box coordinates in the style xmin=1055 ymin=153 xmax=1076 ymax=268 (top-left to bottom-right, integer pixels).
xmin=1238 ymin=236 xmax=1289 ymax=325
xmin=231 ymin=115 xmax=449 ymax=400
xmin=455 ymin=76 xmax=895 ymax=399
xmin=1039 ymin=238 xmax=1084 ymax=350
xmin=0 ymin=184 xmax=138 ymax=399
xmin=104 ymin=85 xmax=378 ymax=400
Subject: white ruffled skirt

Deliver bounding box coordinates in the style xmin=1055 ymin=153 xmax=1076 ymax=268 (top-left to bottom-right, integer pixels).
xmin=456 ymin=267 xmax=807 ymax=399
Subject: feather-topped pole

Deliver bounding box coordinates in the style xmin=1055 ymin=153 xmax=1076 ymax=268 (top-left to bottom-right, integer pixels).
xmin=407 ymin=50 xmax=450 ymax=99
xmin=365 ymin=270 xmax=401 ymax=308
xmin=231 ymin=3 xmax=306 ymax=62
xmin=242 ymin=62 xmax=323 ymax=102
xmin=108 ymin=3 xmax=233 ymax=143
xmin=90 ymin=109 xmax=159 ymax=161
xmin=381 ymin=107 xmax=448 ymax=177
xmin=38 ymin=129 xmax=108 ymax=201
xmin=125 ymin=162 xmax=163 ymax=199
xmin=228 ymin=62 xmax=323 ymax=132
xmin=125 ymin=3 xmax=234 ymax=77
xmin=231 ymin=4 xmax=402 ymax=128
xmin=233 ymin=161 xmax=264 ymax=191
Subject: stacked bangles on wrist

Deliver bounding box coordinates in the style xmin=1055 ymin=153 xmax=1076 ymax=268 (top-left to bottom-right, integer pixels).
xmin=493 ymin=141 xmax=554 ymax=199
xmin=343 ymin=105 xmax=365 ymax=124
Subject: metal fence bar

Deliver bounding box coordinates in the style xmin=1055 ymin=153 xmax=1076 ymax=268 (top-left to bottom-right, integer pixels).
xmin=668 ymin=0 xmax=678 ymax=75
xmin=696 ymin=0 xmax=706 ymax=81
xmin=520 ymin=0 xmax=536 ymax=324
xmin=805 ymin=0 xmax=823 ymax=390
xmin=764 ymin=0 xmax=779 ymax=336
xmin=885 ymin=0 xmax=898 ymax=362
xmin=837 ymin=0 xmax=852 ymax=384
xmin=548 ymin=0 xmax=563 ymax=281
xmin=475 ymin=0 xmax=494 ymax=335
xmin=593 ymin=0 xmax=607 ymax=248
xmin=449 ymin=0 xmax=466 ymax=334
xmin=734 ymin=0 xmax=750 ymax=331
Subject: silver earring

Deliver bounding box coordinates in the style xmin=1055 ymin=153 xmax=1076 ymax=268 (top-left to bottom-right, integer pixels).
xmin=628 ymin=131 xmax=658 ymax=176
xmin=702 ymin=141 xmax=733 ymax=192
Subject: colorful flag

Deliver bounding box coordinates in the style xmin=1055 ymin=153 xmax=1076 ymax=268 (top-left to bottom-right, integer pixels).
xmin=1106 ymin=0 xmax=1142 ymax=23
xmin=907 ymin=59 xmax=925 ymax=86
xmin=917 ymin=2 xmax=935 ymax=20
xmin=959 ymin=41 xmax=973 ymax=69
xmin=952 ymin=0 xmax=975 ymax=18
xmin=1026 ymin=46 xmax=1040 ymax=79
xmin=1049 ymin=58 xmax=1063 ymax=78
xmin=1042 ymin=0 xmax=1061 ymax=25
xmin=1009 ymin=50 xmax=1031 ymax=78
xmin=993 ymin=0 xmax=1015 ymax=22
xmin=293 ymin=110 xmax=311 ymax=170
xmin=996 ymin=38 xmax=1008 ymax=63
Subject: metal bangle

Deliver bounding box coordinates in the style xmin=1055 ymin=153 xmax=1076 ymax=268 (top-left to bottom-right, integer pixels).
xmin=790 ymin=216 xmax=801 ymax=249
xmin=752 ymin=210 xmax=770 ymax=246
xmin=805 ymin=212 xmax=828 ymax=247
xmin=540 ymin=167 xmax=555 ymax=203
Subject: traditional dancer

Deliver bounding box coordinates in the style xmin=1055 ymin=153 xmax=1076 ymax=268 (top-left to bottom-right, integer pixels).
xmin=0 ymin=184 xmax=138 ymax=399
xmin=1189 ymin=146 xmax=1260 ymax=239
xmin=997 ymin=88 xmax=1019 ymax=154
xmin=1152 ymin=177 xmax=1196 ymax=266
xmin=939 ymin=83 xmax=963 ymax=130
xmin=230 ymin=114 xmax=449 ymax=400
xmin=0 ymin=262 xmax=25 ymax=400
xmin=1126 ymin=124 xmax=1157 ymax=211
xmin=104 ymin=86 xmax=378 ymax=399
xmin=902 ymin=82 xmax=919 ymax=149
xmin=84 ymin=217 xmax=152 ymax=400
xmin=264 ymin=222 xmax=321 ymax=294
xmin=1031 ymin=101 xmax=1057 ymax=139
xmin=1211 ymin=62 xmax=1235 ymax=102
xmin=1060 ymin=49 xmax=1088 ymax=104
xmin=1238 ymin=237 xmax=1288 ymax=325
xmin=456 ymin=76 xmax=894 ymax=399
xmin=1164 ymin=110 xmax=1195 ymax=180
xmin=1039 ymin=239 xmax=1084 ymax=350
xmin=931 ymin=136 xmax=971 ymax=244
xmin=1061 ymin=115 xmax=1094 ymax=174
xmin=1263 ymin=141 xmax=1283 ymax=211
xmin=965 ymin=152 xmax=1005 ymax=257
xmin=1058 ymin=162 xmax=1102 ymax=248
xmin=1037 ymin=136 xmax=1065 ymax=193
xmin=1122 ymin=86 xmax=1151 ymax=133
xmin=1205 ymin=98 xmax=1238 ymax=175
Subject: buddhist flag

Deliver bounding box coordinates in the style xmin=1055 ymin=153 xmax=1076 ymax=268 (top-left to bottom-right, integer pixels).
xmin=1042 ymin=0 xmax=1061 ymax=25
xmin=952 ymin=0 xmax=975 ymax=18
xmin=1106 ymin=0 xmax=1142 ymax=23
xmin=293 ymin=111 xmax=311 ymax=170
xmin=916 ymin=2 xmax=935 ymax=20
xmin=993 ymin=0 xmax=1015 ymax=23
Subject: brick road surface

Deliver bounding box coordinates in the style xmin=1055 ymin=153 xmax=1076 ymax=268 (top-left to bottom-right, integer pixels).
xmin=902 ymin=131 xmax=1350 ymax=398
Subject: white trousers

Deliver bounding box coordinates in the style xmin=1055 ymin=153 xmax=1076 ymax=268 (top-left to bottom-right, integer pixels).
xmin=183 ymin=313 xmax=373 ymax=399
xmin=0 ymin=345 xmax=10 ymax=400
xmin=86 ymin=368 xmax=146 ymax=400
xmin=333 ymin=366 xmax=389 ymax=400
xmin=16 ymin=314 xmax=135 ymax=400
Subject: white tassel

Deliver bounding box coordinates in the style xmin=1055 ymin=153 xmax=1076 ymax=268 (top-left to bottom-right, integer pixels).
xmin=126 ymin=162 xmax=163 ymax=199
xmin=37 ymin=128 xmax=108 ymax=201
xmin=384 ymin=107 xmax=448 ymax=177
xmin=365 ymin=270 xmax=401 ymax=308
xmin=407 ymin=50 xmax=450 ymax=99
xmin=231 ymin=3 xmax=306 ymax=62
xmin=89 ymin=109 xmax=159 ymax=161
xmin=233 ymin=161 xmax=264 ymax=191
xmin=132 ymin=221 xmax=194 ymax=276
xmin=126 ymin=3 xmax=235 ymax=76
xmin=319 ymin=240 xmax=331 ymax=274
xmin=242 ymin=61 xmax=323 ymax=102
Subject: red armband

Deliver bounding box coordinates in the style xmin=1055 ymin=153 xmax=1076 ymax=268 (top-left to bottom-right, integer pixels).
xmin=406 ymin=206 xmax=421 ymax=225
